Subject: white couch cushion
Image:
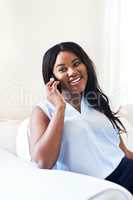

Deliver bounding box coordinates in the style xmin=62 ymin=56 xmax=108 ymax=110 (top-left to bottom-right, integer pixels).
xmin=16 ymin=118 xmax=31 ymax=161
xmin=0 ymin=120 xmax=21 ymax=154
xmin=0 ymin=148 xmax=132 ymax=200
xmin=119 ymin=117 xmax=133 ymax=152
xmin=121 ymin=104 xmax=133 ymax=126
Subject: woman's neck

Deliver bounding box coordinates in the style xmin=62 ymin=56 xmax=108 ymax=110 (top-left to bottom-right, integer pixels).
xmin=62 ymin=90 xmax=82 ymax=112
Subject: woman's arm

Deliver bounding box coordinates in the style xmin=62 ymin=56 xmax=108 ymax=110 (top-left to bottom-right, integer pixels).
xmin=119 ymin=135 xmax=133 ymax=159
xmin=29 ymin=79 xmax=66 ymax=169
xmin=29 ymin=104 xmax=65 ymax=169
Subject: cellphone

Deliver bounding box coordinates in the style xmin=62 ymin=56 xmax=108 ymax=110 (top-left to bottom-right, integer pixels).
xmin=50 ymin=75 xmax=62 ymax=93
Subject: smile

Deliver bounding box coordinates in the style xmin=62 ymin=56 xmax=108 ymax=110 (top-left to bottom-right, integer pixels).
xmin=69 ymin=77 xmax=82 ymax=86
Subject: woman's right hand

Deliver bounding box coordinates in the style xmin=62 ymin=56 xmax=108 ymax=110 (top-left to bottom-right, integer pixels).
xmin=45 ymin=79 xmax=66 ymax=109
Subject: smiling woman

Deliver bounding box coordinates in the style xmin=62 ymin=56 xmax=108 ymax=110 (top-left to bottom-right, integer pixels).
xmin=26 ymin=42 xmax=133 ymax=194
xmin=52 ymin=51 xmax=88 ymax=96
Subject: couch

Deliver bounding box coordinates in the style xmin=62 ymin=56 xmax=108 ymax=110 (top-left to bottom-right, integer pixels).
xmin=0 ymin=105 xmax=133 ymax=200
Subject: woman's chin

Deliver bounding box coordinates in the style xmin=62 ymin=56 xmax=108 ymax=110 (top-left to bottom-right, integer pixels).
xmin=70 ymin=85 xmax=85 ymax=94
xmin=62 ymin=84 xmax=85 ymax=95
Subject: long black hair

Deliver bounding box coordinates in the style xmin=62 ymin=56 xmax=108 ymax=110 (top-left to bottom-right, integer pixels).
xmin=42 ymin=41 xmax=126 ymax=134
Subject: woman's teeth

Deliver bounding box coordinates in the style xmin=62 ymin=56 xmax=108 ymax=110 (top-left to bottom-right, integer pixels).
xmin=70 ymin=77 xmax=81 ymax=85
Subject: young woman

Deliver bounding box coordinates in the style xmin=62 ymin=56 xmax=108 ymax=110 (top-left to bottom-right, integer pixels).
xmin=29 ymin=42 xmax=133 ymax=193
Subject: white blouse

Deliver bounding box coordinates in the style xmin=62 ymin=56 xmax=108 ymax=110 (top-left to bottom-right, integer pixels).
xmin=36 ymin=96 xmax=124 ymax=179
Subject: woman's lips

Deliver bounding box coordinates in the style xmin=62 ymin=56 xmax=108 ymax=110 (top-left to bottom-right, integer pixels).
xmin=69 ymin=77 xmax=82 ymax=86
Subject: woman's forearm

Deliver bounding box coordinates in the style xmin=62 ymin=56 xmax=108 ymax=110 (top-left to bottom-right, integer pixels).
xmin=32 ymin=105 xmax=66 ymax=169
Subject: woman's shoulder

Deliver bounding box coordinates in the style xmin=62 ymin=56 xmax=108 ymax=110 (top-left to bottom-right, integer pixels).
xmin=34 ymin=98 xmax=55 ymax=119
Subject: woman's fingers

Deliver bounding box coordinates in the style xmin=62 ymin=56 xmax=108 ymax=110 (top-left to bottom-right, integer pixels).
xmin=46 ymin=80 xmax=60 ymax=92
xmin=51 ymin=81 xmax=60 ymax=93
xmin=46 ymin=79 xmax=55 ymax=87
xmin=45 ymin=80 xmax=64 ymax=107
xmin=52 ymin=81 xmax=60 ymax=89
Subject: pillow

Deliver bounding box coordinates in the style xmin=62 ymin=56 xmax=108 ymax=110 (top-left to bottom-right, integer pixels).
xmin=119 ymin=117 xmax=133 ymax=152
xmin=16 ymin=118 xmax=31 ymax=161
xmin=0 ymin=120 xmax=21 ymax=154
xmin=120 ymin=104 xmax=133 ymax=126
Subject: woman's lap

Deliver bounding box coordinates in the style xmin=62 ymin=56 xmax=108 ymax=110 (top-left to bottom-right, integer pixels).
xmin=105 ymin=157 xmax=133 ymax=194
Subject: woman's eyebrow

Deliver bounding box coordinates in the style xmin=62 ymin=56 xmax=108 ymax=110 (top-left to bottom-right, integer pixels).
xmin=71 ymin=58 xmax=79 ymax=63
xmin=56 ymin=58 xmax=79 ymax=68
xmin=56 ymin=63 xmax=65 ymax=68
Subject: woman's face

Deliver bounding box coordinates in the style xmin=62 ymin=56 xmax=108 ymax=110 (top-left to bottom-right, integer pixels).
xmin=52 ymin=51 xmax=88 ymax=94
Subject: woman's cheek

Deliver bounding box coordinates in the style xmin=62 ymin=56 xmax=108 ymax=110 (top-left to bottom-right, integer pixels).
xmin=61 ymin=82 xmax=68 ymax=90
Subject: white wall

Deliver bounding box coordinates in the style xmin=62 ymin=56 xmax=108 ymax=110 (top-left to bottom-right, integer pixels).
xmin=0 ymin=0 xmax=105 ymax=119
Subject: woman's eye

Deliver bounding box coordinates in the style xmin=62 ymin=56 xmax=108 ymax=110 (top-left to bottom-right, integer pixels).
xmin=73 ymin=61 xmax=81 ymax=67
xmin=58 ymin=68 xmax=67 ymax=72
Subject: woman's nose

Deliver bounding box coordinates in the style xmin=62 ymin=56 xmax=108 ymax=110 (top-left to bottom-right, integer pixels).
xmin=67 ymin=68 xmax=77 ymax=77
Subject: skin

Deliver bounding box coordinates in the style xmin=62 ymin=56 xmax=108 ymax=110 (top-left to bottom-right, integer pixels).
xmin=29 ymin=51 xmax=133 ymax=169
xmin=119 ymin=136 xmax=133 ymax=159
xmin=52 ymin=51 xmax=88 ymax=112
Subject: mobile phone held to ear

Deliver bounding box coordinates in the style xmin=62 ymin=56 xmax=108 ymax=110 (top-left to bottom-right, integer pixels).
xmin=50 ymin=75 xmax=62 ymax=93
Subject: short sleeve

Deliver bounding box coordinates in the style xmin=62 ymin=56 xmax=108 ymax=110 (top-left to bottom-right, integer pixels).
xmin=36 ymin=100 xmax=55 ymax=120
